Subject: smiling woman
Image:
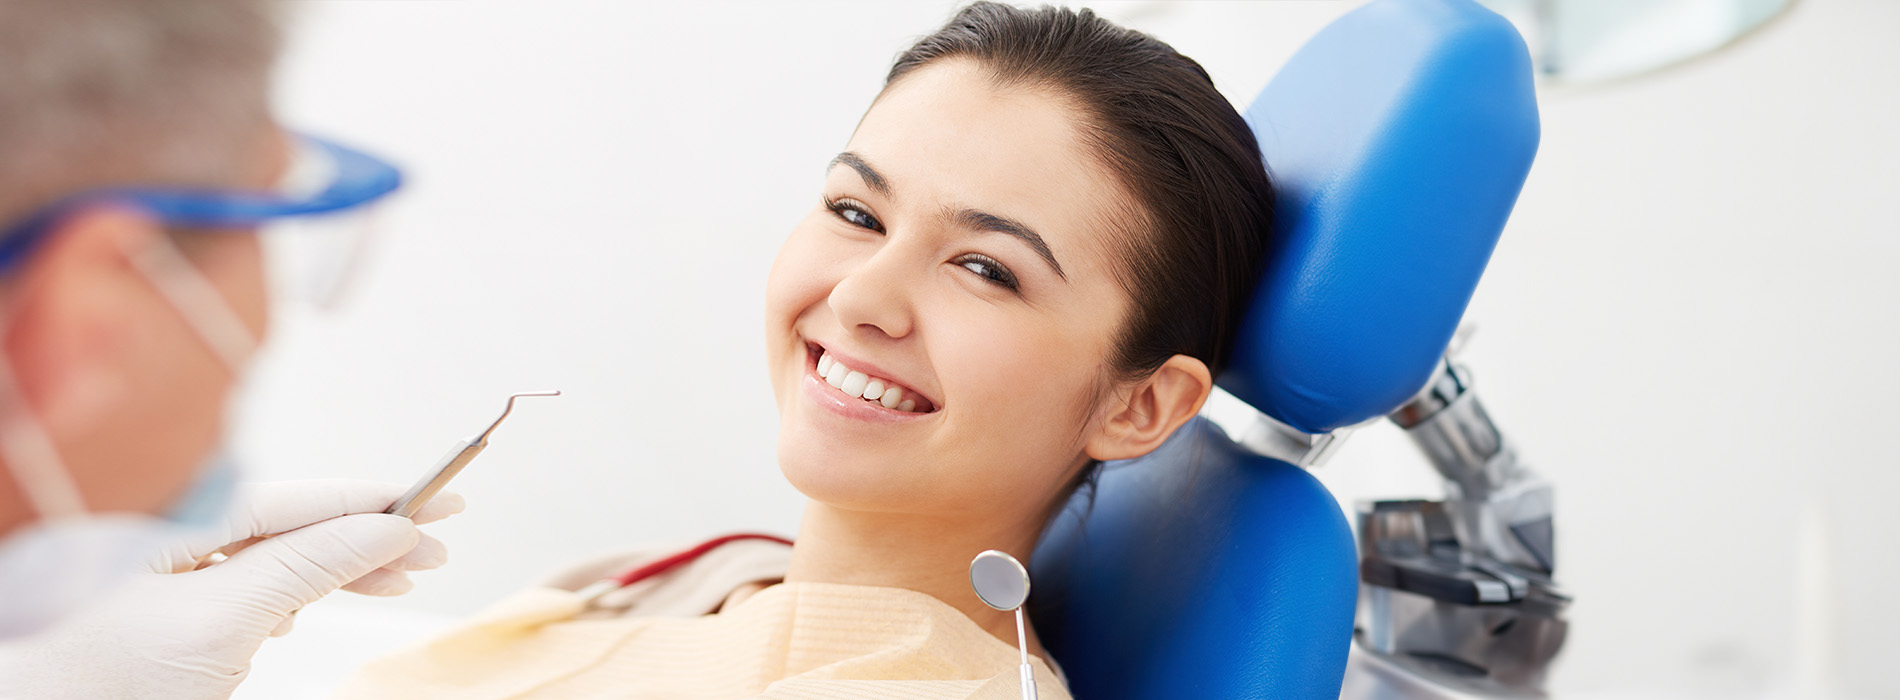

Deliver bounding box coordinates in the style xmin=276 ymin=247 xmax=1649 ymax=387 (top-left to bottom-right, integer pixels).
xmin=338 ymin=3 xmax=1273 ymax=698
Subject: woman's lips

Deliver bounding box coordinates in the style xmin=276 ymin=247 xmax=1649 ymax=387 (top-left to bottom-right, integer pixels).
xmin=802 ymin=342 xmax=937 ymax=419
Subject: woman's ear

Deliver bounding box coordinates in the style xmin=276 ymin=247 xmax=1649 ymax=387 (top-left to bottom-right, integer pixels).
xmin=1085 ymin=354 xmax=1212 ymax=463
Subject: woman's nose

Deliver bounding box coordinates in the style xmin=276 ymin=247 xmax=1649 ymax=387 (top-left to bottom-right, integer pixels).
xmin=827 ymin=248 xmax=915 ymax=340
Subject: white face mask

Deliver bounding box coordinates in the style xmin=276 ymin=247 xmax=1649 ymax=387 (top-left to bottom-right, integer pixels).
xmin=0 ymin=232 xmax=257 ymax=639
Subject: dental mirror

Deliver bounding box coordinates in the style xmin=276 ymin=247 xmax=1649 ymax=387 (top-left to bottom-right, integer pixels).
xmin=970 ymin=549 xmax=1031 ymax=610
xmin=970 ymin=550 xmax=1038 ymax=700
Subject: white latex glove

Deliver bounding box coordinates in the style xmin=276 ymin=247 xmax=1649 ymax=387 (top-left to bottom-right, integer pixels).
xmin=0 ymin=479 xmax=463 ymax=700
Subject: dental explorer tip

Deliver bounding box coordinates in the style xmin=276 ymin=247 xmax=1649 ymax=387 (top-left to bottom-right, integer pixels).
xmin=474 ymin=390 xmax=562 ymax=443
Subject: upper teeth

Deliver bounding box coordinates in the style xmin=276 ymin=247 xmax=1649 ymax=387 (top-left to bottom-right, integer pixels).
xmin=818 ymin=351 xmax=922 ymax=412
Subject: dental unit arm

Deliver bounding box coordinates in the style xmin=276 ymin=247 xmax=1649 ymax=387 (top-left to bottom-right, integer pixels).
xmin=1343 ymin=356 xmax=1570 ymax=699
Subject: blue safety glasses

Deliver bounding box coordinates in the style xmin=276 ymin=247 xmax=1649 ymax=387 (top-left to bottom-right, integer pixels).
xmin=0 ymin=134 xmax=403 ymax=305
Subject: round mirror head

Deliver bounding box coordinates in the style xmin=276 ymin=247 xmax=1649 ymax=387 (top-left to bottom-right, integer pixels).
xmin=969 ymin=550 xmax=1031 ymax=611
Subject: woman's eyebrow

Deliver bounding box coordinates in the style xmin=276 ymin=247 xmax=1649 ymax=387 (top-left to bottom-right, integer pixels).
xmin=828 ymin=150 xmax=1065 ymax=281
xmin=954 ymin=208 xmax=1067 ymax=281
xmin=828 ymin=151 xmax=891 ymax=198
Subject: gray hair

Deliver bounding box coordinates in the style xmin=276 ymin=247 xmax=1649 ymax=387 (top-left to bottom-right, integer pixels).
xmin=0 ymin=0 xmax=283 ymax=223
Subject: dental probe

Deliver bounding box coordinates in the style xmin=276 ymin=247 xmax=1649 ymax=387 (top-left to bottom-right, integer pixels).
xmin=385 ymin=390 xmax=561 ymax=518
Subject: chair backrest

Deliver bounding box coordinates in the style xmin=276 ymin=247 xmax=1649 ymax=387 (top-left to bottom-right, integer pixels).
xmin=1029 ymin=1 xmax=1540 ymax=699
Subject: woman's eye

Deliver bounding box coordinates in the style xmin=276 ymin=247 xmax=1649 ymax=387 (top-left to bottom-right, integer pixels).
xmin=955 ymin=253 xmax=1019 ymax=291
xmin=823 ymin=196 xmax=883 ymax=233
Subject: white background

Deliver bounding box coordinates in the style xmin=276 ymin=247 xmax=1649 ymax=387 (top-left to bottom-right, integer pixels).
xmin=241 ymin=1 xmax=1898 ymax=698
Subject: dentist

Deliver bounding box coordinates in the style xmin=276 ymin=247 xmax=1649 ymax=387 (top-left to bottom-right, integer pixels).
xmin=0 ymin=1 xmax=458 ymax=697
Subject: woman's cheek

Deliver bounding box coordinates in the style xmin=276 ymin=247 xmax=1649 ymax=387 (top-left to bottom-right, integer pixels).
xmin=765 ymin=225 xmax=828 ymax=398
xmin=947 ymin=321 xmax=1086 ymax=476
xmin=766 ymin=225 xmax=814 ymax=304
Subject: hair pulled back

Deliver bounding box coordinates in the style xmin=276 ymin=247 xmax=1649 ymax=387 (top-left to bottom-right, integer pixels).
xmin=887 ymin=2 xmax=1274 ymax=380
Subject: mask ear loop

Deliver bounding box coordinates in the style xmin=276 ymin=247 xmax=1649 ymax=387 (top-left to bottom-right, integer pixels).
xmin=0 ymin=348 xmax=89 ymax=520
xmin=0 ymin=227 xmax=260 ymax=523
xmin=122 ymin=232 xmax=257 ymax=374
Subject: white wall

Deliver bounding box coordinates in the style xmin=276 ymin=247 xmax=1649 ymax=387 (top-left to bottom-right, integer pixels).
xmin=249 ymin=1 xmax=1898 ymax=697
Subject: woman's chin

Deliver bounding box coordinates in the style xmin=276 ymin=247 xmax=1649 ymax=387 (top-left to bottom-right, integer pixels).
xmin=775 ymin=432 xmax=921 ymax=513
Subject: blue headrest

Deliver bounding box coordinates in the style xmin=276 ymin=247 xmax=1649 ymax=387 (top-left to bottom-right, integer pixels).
xmin=1219 ymin=0 xmax=1540 ymax=433
xmin=1031 ymin=2 xmax=1540 ymax=699
xmin=1032 ymin=417 xmax=1359 ymax=700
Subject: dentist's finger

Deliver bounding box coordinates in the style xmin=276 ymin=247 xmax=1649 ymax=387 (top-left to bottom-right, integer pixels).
xmin=381 ymin=532 xmax=448 ymax=572
xmin=162 ymin=482 xmax=467 ymax=566
xmin=270 ymin=610 xmax=300 ymax=637
xmin=215 ymin=513 xmax=421 ymax=611
xmin=340 ymin=568 xmax=415 ymax=597
xmin=406 ymin=491 xmax=466 ymax=525
xmin=231 ymin=480 xmax=410 ymax=535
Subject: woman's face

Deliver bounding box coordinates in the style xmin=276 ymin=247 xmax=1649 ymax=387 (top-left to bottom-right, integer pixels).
xmin=765 ymin=60 xmax=1137 ymax=525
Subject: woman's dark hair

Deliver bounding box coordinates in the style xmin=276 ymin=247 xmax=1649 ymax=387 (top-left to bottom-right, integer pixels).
xmin=887 ymin=2 xmax=1274 ymax=383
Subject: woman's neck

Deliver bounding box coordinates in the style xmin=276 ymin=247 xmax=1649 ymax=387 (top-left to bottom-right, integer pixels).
xmin=784 ymin=500 xmax=1047 ymax=658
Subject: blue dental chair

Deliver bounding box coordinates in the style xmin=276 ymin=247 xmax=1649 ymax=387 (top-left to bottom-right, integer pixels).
xmin=1028 ymin=1 xmax=1540 ymax=698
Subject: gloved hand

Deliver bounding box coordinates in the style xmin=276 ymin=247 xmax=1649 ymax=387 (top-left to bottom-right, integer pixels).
xmin=0 ymin=479 xmax=463 ymax=700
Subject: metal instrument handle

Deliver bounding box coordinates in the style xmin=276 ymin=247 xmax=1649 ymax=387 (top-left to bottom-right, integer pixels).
xmin=386 ymin=441 xmax=484 ymax=518
xmin=383 ymin=390 xmax=559 ymax=518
